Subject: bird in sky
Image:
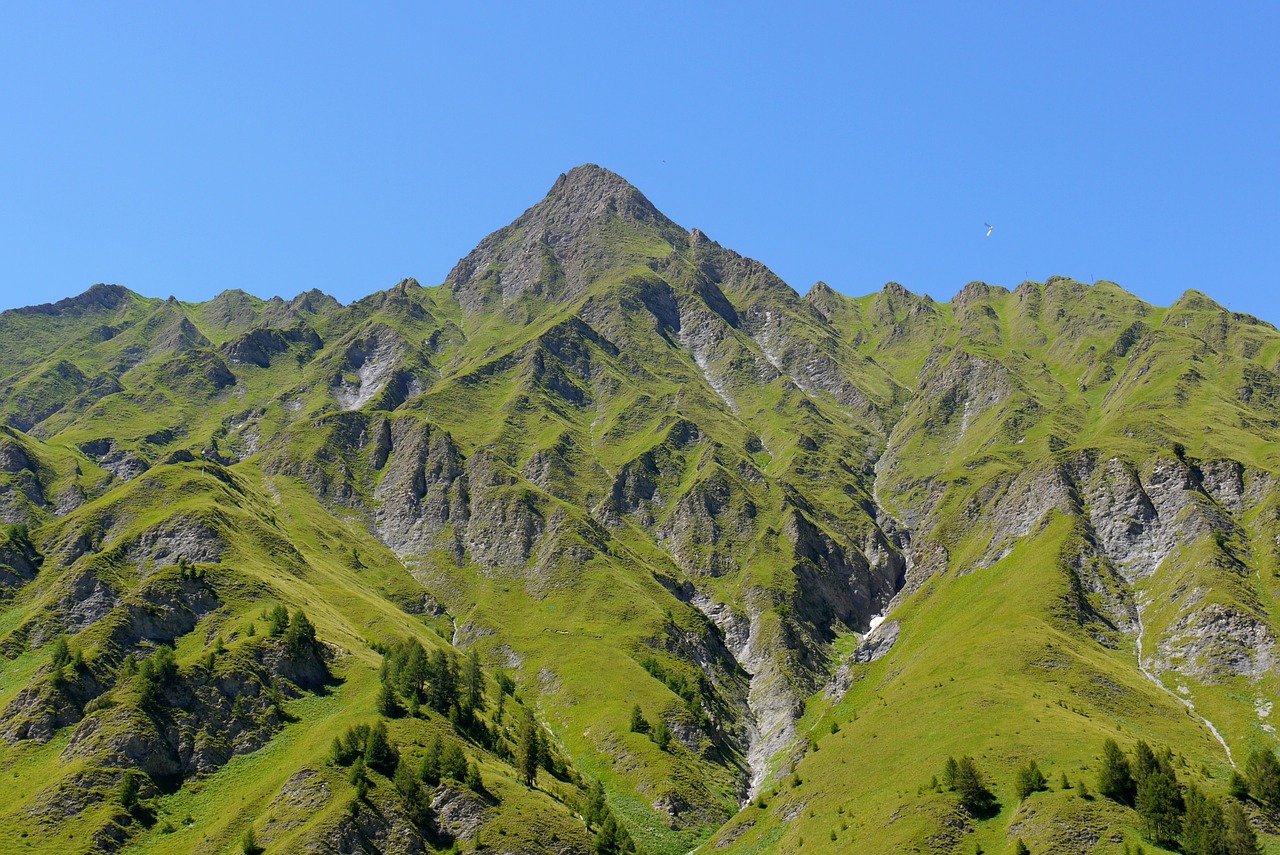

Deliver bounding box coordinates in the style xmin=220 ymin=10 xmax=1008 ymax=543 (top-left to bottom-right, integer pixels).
xmin=984 ymin=223 xmax=994 ymax=237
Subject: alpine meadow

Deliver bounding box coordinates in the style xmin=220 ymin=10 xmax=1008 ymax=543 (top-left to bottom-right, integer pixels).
xmin=3 ymin=164 xmax=1280 ymax=855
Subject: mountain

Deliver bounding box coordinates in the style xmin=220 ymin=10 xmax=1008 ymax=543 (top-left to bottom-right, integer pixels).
xmin=1 ymin=164 xmax=1279 ymax=854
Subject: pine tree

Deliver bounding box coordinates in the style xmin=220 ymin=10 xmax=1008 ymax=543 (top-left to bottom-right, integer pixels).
xmin=629 ymin=704 xmax=649 ymax=734
xmin=1228 ymin=771 xmax=1249 ymax=800
xmin=465 ymin=761 xmax=484 ymax=793
xmin=426 ymin=648 xmax=456 ymax=713
xmin=241 ymin=826 xmax=263 ymax=855
xmin=267 ymin=604 xmax=290 ymax=637
xmin=120 ymin=771 xmax=141 ymax=812
xmin=282 ymin=610 xmax=319 ymax=661
xmin=465 ymin=648 xmax=484 ymax=710
xmin=942 ymin=756 xmax=959 ymax=790
xmin=395 ymin=761 xmax=432 ymax=827
xmin=364 ymin=721 xmax=399 ymax=776
xmin=1013 ymin=840 xmax=1030 ymax=855
xmin=1182 ymin=785 xmax=1227 ymax=855
xmin=1136 ymin=766 xmax=1181 ymax=846
xmin=584 ymin=779 xmax=607 ymax=829
xmin=441 ymin=740 xmax=468 ymax=781
xmin=420 ymin=734 xmax=442 ymax=785
xmin=1245 ymin=748 xmax=1280 ymax=806
xmin=1133 ymin=740 xmax=1160 ymax=784
xmin=1223 ymin=800 xmax=1260 ymax=855
xmin=377 ymin=681 xmax=402 ymax=718
xmin=517 ymin=710 xmax=539 ymax=787
xmin=1014 ymin=759 xmax=1047 ymax=801
xmin=1098 ymin=738 xmax=1136 ymax=805
xmin=954 ymin=756 xmax=996 ymax=817
xmin=652 ymin=719 xmax=672 ymax=751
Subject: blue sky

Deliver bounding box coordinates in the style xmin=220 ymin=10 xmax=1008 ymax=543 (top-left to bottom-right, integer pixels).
xmin=2 ymin=3 xmax=1277 ymax=321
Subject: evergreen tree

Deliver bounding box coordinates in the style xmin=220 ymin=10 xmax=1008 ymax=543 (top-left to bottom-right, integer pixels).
xmin=282 ymin=610 xmax=319 ymax=662
xmin=364 ymin=721 xmax=399 ymax=776
xmin=1098 ymin=738 xmax=1137 ymax=805
xmin=1244 ymin=748 xmax=1280 ymax=807
xmin=241 ymin=826 xmax=263 ymax=855
xmin=517 ymin=710 xmax=539 ymax=787
xmin=629 ymin=704 xmax=649 ymax=734
xmin=1013 ymin=840 xmax=1030 ymax=855
xmin=395 ymin=761 xmax=432 ymax=827
xmin=1182 ymin=785 xmax=1227 ymax=855
xmin=652 ymin=719 xmax=672 ymax=752
xmin=1060 ymin=771 xmax=1070 ymax=790
xmin=267 ymin=604 xmax=290 ymax=637
xmin=465 ymin=648 xmax=484 ymax=710
xmin=376 ymin=681 xmax=402 ymax=718
xmin=584 ymin=779 xmax=607 ymax=829
xmin=441 ymin=740 xmax=468 ymax=781
xmin=1136 ymin=766 xmax=1182 ymax=846
xmin=465 ymin=761 xmax=484 ymax=793
xmin=1228 ymin=771 xmax=1249 ymax=800
xmin=942 ymin=756 xmax=959 ymax=790
xmin=119 ymin=770 xmax=142 ymax=812
xmin=348 ymin=756 xmax=367 ymax=786
xmin=954 ymin=756 xmax=997 ymax=817
xmin=1014 ymin=759 xmax=1048 ymax=801
xmin=1223 ymin=800 xmax=1260 ymax=855
xmin=426 ymin=648 xmax=456 ymax=713
xmin=420 ymin=734 xmax=442 ymax=785
xmin=50 ymin=636 xmax=71 ymax=671
xmin=1133 ymin=740 xmax=1160 ymax=784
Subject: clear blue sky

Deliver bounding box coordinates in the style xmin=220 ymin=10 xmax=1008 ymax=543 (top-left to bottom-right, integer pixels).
xmin=2 ymin=3 xmax=1277 ymax=321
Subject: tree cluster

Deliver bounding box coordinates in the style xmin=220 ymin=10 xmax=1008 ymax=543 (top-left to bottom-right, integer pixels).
xmin=637 ymin=655 xmax=711 ymax=729
xmin=1096 ymin=737 xmax=1261 ymax=854
xmin=629 ymin=704 xmax=673 ymax=751
xmin=583 ymin=779 xmax=636 ymax=854
xmin=940 ymin=755 xmax=997 ymax=817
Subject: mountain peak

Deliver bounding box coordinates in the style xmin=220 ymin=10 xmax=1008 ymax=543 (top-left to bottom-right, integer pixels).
xmin=542 ymin=164 xmax=667 ymax=227
xmin=12 ymin=283 xmax=133 ymax=317
xmin=446 ymin=165 xmax=686 ymax=314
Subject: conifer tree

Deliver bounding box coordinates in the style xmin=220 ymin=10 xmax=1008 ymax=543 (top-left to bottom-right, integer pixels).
xmin=954 ymin=756 xmax=996 ymax=817
xmin=1133 ymin=740 xmax=1160 ymax=784
xmin=629 ymin=703 xmax=649 ymax=734
xmin=465 ymin=761 xmax=484 ymax=793
xmin=364 ymin=721 xmax=399 ymax=776
xmin=420 ymin=734 xmax=442 ymax=785
xmin=584 ymin=779 xmax=607 ymax=829
xmin=120 ymin=771 xmax=141 ymax=812
xmin=1098 ymin=738 xmax=1136 ymax=805
xmin=942 ymin=756 xmax=959 ymax=790
xmin=377 ymin=681 xmax=402 ymax=718
xmin=517 ymin=710 xmax=539 ymax=787
xmin=1014 ymin=759 xmax=1047 ymax=801
xmin=465 ymin=648 xmax=484 ymax=710
xmin=267 ymin=604 xmax=290 ymax=637
xmin=1181 ymin=785 xmax=1227 ymax=855
xmin=1136 ymin=766 xmax=1181 ymax=846
xmin=652 ymin=719 xmax=672 ymax=751
xmin=1245 ymin=748 xmax=1280 ymax=806
xmin=441 ymin=740 xmax=468 ymax=781
xmin=1223 ymin=800 xmax=1260 ymax=855
xmin=395 ymin=761 xmax=432 ymax=827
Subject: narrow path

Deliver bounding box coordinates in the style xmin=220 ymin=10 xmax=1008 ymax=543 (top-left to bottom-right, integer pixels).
xmin=1133 ymin=596 xmax=1235 ymax=768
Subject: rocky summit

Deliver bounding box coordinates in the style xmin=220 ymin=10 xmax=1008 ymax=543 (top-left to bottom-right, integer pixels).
xmin=1 ymin=164 xmax=1279 ymax=854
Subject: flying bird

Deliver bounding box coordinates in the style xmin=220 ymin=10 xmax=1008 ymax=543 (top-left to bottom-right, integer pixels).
xmin=984 ymin=223 xmax=994 ymax=237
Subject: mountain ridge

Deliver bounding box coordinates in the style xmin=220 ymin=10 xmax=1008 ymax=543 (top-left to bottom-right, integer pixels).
xmin=0 ymin=166 xmax=1278 ymax=854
